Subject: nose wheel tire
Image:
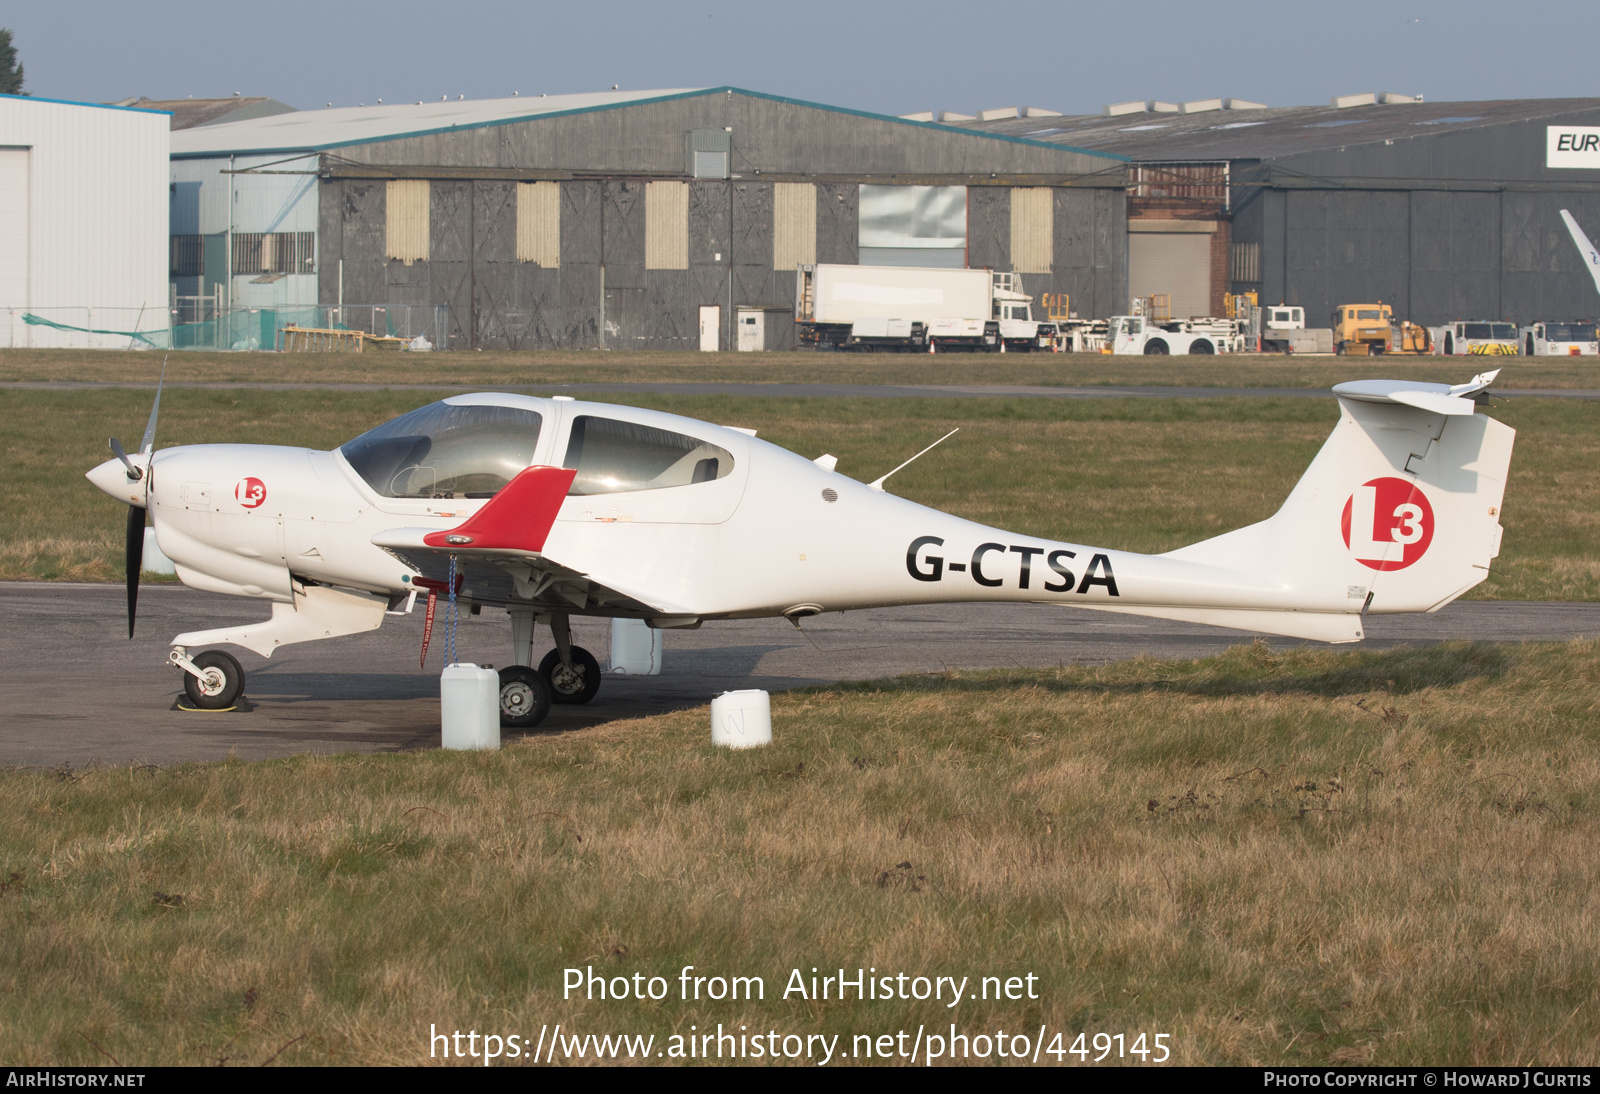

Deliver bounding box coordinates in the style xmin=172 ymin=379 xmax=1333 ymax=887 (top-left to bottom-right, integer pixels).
xmin=182 ymin=650 xmax=245 ymax=709
xmin=539 ymin=646 xmax=602 ymax=705
xmin=497 ymin=666 xmax=552 ymax=728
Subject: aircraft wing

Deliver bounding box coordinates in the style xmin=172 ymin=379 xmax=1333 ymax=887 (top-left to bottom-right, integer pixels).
xmin=1560 ymin=209 xmax=1600 ymax=296
xmin=370 ymin=465 xmax=693 ymax=619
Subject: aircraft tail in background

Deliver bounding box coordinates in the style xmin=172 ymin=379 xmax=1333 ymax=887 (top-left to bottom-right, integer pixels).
xmin=1560 ymin=209 xmax=1600 ymax=296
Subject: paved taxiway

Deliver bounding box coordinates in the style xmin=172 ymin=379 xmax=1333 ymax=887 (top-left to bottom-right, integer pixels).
xmin=3 ymin=380 xmax=1596 ymax=400
xmin=4 ymin=583 xmax=1595 ymax=769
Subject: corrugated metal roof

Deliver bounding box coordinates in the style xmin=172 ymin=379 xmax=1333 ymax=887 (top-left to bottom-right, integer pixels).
xmin=171 ymin=89 xmax=709 ymax=156
xmin=170 ymin=86 xmax=1126 ymax=162
xmin=130 ymin=97 xmax=298 ymax=130
xmin=958 ymin=98 xmax=1600 ymax=161
xmin=0 ymin=91 xmax=168 ymax=117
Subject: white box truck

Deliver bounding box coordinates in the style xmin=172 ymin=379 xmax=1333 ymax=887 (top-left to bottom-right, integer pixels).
xmin=794 ymin=264 xmax=1056 ymax=352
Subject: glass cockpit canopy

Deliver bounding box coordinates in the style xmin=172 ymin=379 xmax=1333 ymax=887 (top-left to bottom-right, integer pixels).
xmin=563 ymin=415 xmax=734 ymax=495
xmin=340 ymin=402 xmax=544 ymax=499
xmin=340 ymin=402 xmax=737 ymax=501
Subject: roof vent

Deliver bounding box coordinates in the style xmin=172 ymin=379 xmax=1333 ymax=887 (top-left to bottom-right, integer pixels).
xmin=1149 ymin=101 xmax=1180 ymax=113
xmin=899 ymin=111 xmax=934 ymax=122
xmin=1021 ymin=106 xmax=1062 ymax=118
xmin=1180 ymin=98 xmax=1223 ymax=114
xmin=936 ymin=110 xmax=975 ymax=122
xmin=1224 ymin=98 xmax=1268 ymax=110
xmin=978 ymin=106 xmax=1019 ymax=121
xmin=1377 ymin=91 xmax=1424 ymax=104
xmin=1331 ymin=92 xmax=1378 ymax=109
xmin=1105 ymin=101 xmax=1148 ymax=117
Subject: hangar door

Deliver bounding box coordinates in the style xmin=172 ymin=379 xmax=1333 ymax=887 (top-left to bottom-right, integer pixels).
xmin=1128 ymin=223 xmax=1212 ymax=319
xmin=0 ymin=148 xmax=27 ymax=311
xmin=0 ymin=147 xmax=27 ymax=348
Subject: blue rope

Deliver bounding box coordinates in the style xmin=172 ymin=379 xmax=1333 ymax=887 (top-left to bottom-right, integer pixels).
xmin=446 ymin=556 xmax=459 ymax=666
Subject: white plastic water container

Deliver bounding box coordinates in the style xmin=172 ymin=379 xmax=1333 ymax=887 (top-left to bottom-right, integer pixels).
xmin=610 ymin=618 xmax=663 ymax=675
xmin=710 ymin=690 xmax=772 ymax=749
xmin=143 ymin=527 xmax=176 ymax=575
xmin=440 ymin=663 xmax=500 ymax=750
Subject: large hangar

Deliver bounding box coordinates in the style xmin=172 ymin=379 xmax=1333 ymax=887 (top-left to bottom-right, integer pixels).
xmin=967 ymin=96 xmax=1600 ymax=327
xmin=0 ymin=94 xmax=169 ymax=348
xmin=171 ymin=89 xmax=1126 ymax=350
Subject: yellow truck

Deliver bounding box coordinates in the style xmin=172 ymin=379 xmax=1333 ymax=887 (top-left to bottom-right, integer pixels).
xmin=1332 ymin=303 xmax=1394 ymax=355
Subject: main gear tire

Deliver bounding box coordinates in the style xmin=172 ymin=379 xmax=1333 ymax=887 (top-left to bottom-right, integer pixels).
xmin=539 ymin=646 xmax=603 ymax=705
xmin=182 ymin=650 xmax=245 ymax=710
xmin=498 ymin=666 xmax=552 ymax=728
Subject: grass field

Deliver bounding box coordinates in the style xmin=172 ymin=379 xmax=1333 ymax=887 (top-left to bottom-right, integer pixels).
xmin=2 ymin=640 xmax=1597 ymax=1066
xmin=3 ymin=346 xmax=1598 ymax=390
xmin=3 ymin=388 xmax=1595 ymax=601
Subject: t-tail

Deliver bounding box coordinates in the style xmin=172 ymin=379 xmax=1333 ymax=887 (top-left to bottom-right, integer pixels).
xmin=1096 ymin=370 xmax=1513 ymax=643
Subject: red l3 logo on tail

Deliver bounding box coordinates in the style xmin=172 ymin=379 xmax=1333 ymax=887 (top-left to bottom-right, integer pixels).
xmin=1341 ymin=477 xmax=1434 ymax=571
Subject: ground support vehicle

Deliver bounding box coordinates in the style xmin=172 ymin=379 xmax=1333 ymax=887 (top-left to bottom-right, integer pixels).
xmin=794 ymin=264 xmax=1054 ymax=352
xmin=1257 ymin=304 xmax=1334 ymax=354
xmin=1521 ymin=321 xmax=1599 ymax=355
xmin=1106 ymin=315 xmax=1245 ymax=355
xmin=1430 ymin=321 xmax=1520 ymax=356
xmin=1333 ymin=304 xmax=1396 ymax=355
xmin=1389 ymin=321 xmax=1433 ymax=355
xmin=1054 ymin=318 xmax=1109 ymax=353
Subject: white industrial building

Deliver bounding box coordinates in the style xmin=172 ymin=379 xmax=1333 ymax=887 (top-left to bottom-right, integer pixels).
xmin=0 ymin=94 xmax=169 ymax=348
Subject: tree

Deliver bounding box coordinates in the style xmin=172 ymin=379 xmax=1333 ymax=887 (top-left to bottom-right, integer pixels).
xmin=0 ymin=29 xmax=24 ymax=97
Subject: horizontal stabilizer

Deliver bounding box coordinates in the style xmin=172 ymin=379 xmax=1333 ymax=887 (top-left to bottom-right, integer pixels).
xmin=1332 ymin=371 xmax=1499 ymax=417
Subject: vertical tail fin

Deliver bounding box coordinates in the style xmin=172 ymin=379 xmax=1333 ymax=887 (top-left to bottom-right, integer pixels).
xmin=1560 ymin=209 xmax=1600 ymax=296
xmin=1167 ymin=377 xmax=1514 ymax=623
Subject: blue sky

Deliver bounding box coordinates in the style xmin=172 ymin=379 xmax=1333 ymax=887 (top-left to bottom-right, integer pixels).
xmin=10 ymin=0 xmax=1599 ymax=117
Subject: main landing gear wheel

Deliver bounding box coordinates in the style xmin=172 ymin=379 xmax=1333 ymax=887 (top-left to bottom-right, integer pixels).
xmin=497 ymin=666 xmax=551 ymax=729
xmin=539 ymin=646 xmax=602 ymax=705
xmin=183 ymin=650 xmax=244 ymax=709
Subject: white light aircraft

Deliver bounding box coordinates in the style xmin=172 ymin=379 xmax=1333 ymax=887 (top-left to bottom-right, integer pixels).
xmin=88 ymin=371 xmax=1513 ymax=727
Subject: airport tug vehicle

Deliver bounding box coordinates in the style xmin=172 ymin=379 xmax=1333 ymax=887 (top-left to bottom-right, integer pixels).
xmin=89 ymin=371 xmax=1515 ymax=728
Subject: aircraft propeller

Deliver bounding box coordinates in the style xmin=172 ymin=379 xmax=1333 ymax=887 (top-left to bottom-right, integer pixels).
xmin=113 ymin=359 xmax=166 ymax=638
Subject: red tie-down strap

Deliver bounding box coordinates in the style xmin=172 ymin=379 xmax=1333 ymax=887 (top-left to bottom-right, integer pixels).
xmin=422 ymin=465 xmax=577 ymax=553
xmin=419 ymin=589 xmax=437 ymax=667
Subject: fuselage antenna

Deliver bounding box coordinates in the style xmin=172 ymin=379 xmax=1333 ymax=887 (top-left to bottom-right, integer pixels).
xmin=867 ymin=428 xmax=959 ymax=492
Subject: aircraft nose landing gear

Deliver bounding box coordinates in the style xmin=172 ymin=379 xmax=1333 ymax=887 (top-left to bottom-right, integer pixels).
xmin=170 ymin=647 xmax=245 ymax=710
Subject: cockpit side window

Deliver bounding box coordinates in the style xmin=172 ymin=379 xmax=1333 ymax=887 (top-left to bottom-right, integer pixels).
xmin=562 ymin=416 xmax=734 ymax=495
xmin=340 ymin=402 xmax=543 ymax=498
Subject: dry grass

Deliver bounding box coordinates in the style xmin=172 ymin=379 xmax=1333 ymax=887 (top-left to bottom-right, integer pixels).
xmin=3 ymin=346 xmax=1598 ymax=390
xmin=2 ymin=640 xmax=1597 ymax=1065
xmin=2 ymin=388 xmax=1595 ymax=599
